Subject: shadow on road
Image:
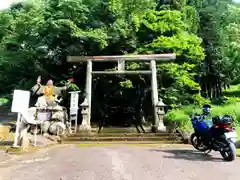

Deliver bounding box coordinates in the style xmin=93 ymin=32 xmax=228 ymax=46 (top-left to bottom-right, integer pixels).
xmin=150 ymin=149 xmax=223 ymax=162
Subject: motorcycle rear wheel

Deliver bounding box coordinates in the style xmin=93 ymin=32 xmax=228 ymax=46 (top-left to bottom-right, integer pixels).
xmin=190 ymin=133 xmax=209 ymax=152
xmin=220 ymin=141 xmax=236 ymax=161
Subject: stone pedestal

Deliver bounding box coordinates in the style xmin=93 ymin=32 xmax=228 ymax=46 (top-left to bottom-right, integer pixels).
xmin=157 ymin=121 xmax=166 ymax=132
xmin=79 ymin=124 xmax=91 ymax=132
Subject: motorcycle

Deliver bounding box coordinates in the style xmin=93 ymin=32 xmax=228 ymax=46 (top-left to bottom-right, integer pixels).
xmin=190 ymin=114 xmax=238 ymax=161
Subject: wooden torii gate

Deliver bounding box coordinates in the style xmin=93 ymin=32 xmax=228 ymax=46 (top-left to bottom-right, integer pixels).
xmin=67 ymin=54 xmax=176 ymax=133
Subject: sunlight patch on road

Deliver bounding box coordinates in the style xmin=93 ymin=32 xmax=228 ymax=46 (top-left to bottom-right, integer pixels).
xmin=21 ymin=157 xmax=50 ymax=164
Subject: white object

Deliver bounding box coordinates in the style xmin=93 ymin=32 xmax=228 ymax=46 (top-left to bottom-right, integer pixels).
xmin=34 ymin=125 xmax=37 ymax=146
xmin=12 ymin=90 xmax=30 ymax=147
xmin=69 ymin=91 xmax=80 ymax=109
xmin=12 ymin=113 xmax=21 ymax=147
xmin=224 ymin=131 xmax=238 ymax=143
xmin=37 ymin=112 xmax=51 ymax=122
xmin=11 ymin=90 xmax=30 ymax=113
xmin=69 ymin=91 xmax=80 ymax=133
xmin=70 ymin=108 xmax=78 ymax=115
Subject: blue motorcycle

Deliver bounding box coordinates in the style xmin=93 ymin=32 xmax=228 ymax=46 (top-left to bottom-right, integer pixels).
xmin=190 ymin=113 xmax=237 ymax=161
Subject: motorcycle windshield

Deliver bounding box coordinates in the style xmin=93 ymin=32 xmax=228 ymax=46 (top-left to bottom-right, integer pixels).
xmin=203 ymin=119 xmax=213 ymax=128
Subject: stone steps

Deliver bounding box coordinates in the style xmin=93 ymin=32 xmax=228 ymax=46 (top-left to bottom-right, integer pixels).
xmin=61 ymin=137 xmax=183 ymax=142
xmin=67 ymin=132 xmax=177 ymax=137
xmin=90 ymin=127 xmax=152 ymax=133
xmin=71 ymin=141 xmax=185 ymax=144
xmin=61 ymin=129 xmax=184 ymax=144
xmin=61 ymin=140 xmax=183 ymax=144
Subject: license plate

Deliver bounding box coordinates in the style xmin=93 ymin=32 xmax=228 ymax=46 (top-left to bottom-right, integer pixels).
xmin=224 ymin=131 xmax=238 ymax=139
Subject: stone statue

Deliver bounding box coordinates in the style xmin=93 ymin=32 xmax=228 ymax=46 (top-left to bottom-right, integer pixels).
xmin=19 ymin=77 xmax=73 ymax=142
xmin=31 ymin=76 xmax=68 ymax=107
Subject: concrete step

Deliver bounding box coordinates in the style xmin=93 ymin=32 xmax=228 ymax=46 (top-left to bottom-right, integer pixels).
xmin=61 ymin=140 xmax=183 ymax=144
xmin=90 ymin=127 xmax=152 ymax=133
xmin=63 ymin=136 xmax=182 ymax=141
xmin=61 ymin=139 xmax=183 ymax=143
xmin=61 ymin=132 xmax=183 ymax=143
xmin=67 ymin=132 xmax=179 ymax=137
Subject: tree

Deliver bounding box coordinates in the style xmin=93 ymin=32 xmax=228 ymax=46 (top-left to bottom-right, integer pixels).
xmin=219 ymin=4 xmax=240 ymax=84
xmin=187 ymin=0 xmax=233 ymax=99
xmin=3 ymin=0 xmax=237 ymax=125
xmin=135 ymin=9 xmax=204 ymax=106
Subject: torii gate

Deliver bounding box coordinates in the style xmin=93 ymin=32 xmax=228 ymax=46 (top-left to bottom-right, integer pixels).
xmin=67 ymin=54 xmax=176 ymax=133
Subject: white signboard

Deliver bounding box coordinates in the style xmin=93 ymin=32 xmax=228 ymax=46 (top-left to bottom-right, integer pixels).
xmin=70 ymin=108 xmax=78 ymax=115
xmin=11 ymin=90 xmax=30 ymax=113
xmin=69 ymin=91 xmax=80 ymax=109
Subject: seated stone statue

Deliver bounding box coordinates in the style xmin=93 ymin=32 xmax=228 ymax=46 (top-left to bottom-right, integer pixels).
xmin=24 ymin=77 xmax=73 ymax=136
xmin=31 ymin=77 xmax=67 ymax=108
xmin=14 ymin=77 xmax=74 ymax=148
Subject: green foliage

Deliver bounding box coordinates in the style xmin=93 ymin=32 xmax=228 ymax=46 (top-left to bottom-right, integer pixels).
xmin=67 ymin=83 xmax=80 ymax=91
xmin=192 ymin=94 xmax=211 ymax=105
xmin=0 ymin=98 xmax=9 ymax=106
xmin=119 ymin=80 xmax=133 ymax=88
xmin=164 ymin=109 xmax=193 ymax=132
xmin=187 ymin=0 xmax=234 ymax=99
xmin=159 ymin=63 xmax=201 ymax=106
xmin=135 ymin=9 xmax=205 ymax=106
xmin=1 ymin=0 xmax=240 ymax=126
xmin=223 ymin=84 xmax=240 ymax=98
xmin=219 ymin=5 xmax=240 ymax=82
xmin=148 ymin=32 xmax=204 ymax=62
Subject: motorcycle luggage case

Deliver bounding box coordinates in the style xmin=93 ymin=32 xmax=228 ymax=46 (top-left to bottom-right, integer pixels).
xmin=212 ymin=115 xmax=232 ymax=125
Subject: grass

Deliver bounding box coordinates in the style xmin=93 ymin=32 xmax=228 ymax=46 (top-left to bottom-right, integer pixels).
xmin=223 ymin=85 xmax=240 ymax=98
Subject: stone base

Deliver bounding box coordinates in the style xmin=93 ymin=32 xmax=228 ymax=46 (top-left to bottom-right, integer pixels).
xmin=79 ymin=124 xmax=91 ymax=132
xmin=157 ymin=124 xmax=167 ymax=132
xmin=151 ymin=123 xmax=167 ymax=133
xmin=151 ymin=125 xmax=158 ymax=133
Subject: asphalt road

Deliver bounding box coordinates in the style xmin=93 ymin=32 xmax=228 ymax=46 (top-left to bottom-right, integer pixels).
xmin=0 ymin=145 xmax=239 ymax=180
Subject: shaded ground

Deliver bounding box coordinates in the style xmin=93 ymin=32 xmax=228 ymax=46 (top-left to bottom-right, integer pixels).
xmin=0 ymin=104 xmax=16 ymax=123
xmin=0 ymin=145 xmax=239 ymax=180
xmin=0 ymin=104 xmax=16 ymax=144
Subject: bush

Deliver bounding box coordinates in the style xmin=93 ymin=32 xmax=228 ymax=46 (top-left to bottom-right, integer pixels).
xmin=0 ymin=98 xmax=9 ymax=106
xmin=164 ymin=108 xmax=193 ymax=132
xmin=165 ymin=102 xmax=240 ymax=132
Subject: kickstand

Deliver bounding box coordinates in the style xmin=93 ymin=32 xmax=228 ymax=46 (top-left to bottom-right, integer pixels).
xmin=204 ymin=149 xmax=211 ymax=155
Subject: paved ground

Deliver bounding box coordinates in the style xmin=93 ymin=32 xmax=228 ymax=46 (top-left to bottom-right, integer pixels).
xmin=0 ymin=151 xmax=9 ymax=163
xmin=0 ymin=144 xmax=239 ymax=180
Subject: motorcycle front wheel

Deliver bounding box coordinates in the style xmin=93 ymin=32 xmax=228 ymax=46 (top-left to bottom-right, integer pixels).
xmin=190 ymin=132 xmax=209 ymax=152
xmin=220 ymin=141 xmax=236 ymax=161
